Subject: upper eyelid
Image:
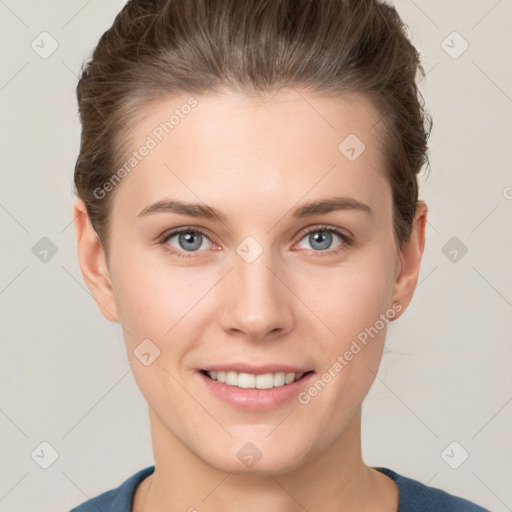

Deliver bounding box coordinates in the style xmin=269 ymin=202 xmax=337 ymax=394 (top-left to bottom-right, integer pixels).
xmin=296 ymin=224 xmax=351 ymax=239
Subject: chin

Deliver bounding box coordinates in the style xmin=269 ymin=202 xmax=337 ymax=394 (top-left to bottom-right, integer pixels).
xmin=198 ymin=438 xmax=310 ymax=476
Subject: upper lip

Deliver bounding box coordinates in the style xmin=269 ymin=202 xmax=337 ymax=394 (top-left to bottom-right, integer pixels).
xmin=200 ymin=363 xmax=314 ymax=375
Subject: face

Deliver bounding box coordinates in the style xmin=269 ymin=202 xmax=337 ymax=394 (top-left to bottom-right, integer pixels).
xmin=77 ymin=88 xmax=424 ymax=475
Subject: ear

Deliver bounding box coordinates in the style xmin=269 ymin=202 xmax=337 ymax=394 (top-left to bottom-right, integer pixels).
xmin=390 ymin=200 xmax=428 ymax=319
xmin=73 ymin=197 xmax=119 ymax=323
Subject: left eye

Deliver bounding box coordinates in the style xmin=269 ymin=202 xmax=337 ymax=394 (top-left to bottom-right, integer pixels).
xmin=295 ymin=227 xmax=350 ymax=252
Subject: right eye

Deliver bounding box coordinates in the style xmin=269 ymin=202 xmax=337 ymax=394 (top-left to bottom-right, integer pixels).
xmin=160 ymin=227 xmax=215 ymax=259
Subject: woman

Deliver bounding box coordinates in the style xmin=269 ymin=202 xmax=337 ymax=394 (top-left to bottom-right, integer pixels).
xmin=70 ymin=0 xmax=491 ymax=510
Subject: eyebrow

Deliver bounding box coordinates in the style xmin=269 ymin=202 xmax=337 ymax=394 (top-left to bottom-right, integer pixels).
xmin=137 ymin=196 xmax=372 ymax=222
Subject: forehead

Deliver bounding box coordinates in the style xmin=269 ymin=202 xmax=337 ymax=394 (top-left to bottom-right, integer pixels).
xmin=111 ymin=88 xmax=391 ymax=225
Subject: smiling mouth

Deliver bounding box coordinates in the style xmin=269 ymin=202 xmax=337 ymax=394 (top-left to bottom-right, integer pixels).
xmin=200 ymin=369 xmax=315 ymax=390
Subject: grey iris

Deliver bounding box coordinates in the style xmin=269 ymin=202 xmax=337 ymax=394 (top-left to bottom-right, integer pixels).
xmin=309 ymin=231 xmax=332 ymax=250
xmin=179 ymin=232 xmax=203 ymax=251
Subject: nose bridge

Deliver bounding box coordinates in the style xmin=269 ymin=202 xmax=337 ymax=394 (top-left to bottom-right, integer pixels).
xmin=219 ymin=237 xmax=293 ymax=339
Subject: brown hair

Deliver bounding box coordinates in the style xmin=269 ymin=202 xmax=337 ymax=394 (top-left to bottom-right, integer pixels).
xmin=74 ymin=0 xmax=431 ymax=262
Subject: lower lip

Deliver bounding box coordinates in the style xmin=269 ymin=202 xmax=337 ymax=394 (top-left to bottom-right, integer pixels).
xmin=197 ymin=371 xmax=315 ymax=412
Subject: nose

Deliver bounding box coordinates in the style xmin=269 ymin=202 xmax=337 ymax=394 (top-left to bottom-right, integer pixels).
xmin=218 ymin=247 xmax=295 ymax=342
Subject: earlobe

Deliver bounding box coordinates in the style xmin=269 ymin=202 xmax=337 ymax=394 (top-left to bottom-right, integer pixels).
xmin=390 ymin=200 xmax=428 ymax=318
xmin=73 ymin=197 xmax=119 ymax=323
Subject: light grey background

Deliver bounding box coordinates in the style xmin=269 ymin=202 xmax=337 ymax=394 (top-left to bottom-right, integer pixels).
xmin=0 ymin=1 xmax=511 ymax=511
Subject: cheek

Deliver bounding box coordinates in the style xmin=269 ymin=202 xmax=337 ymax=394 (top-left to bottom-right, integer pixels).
xmin=293 ymin=262 xmax=395 ymax=426
xmin=300 ymin=253 xmax=395 ymax=346
xmin=298 ymin=252 xmax=396 ymax=405
xmin=111 ymin=255 xmax=201 ymax=338
xmin=109 ymin=254 xmax=219 ymax=391
xmin=109 ymin=261 xmax=193 ymax=403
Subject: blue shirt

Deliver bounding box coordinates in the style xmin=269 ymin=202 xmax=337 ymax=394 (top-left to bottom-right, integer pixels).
xmin=69 ymin=465 xmax=492 ymax=511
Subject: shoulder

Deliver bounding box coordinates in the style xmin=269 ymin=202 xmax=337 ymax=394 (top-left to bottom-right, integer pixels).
xmin=68 ymin=465 xmax=155 ymax=512
xmin=373 ymin=467 xmax=492 ymax=512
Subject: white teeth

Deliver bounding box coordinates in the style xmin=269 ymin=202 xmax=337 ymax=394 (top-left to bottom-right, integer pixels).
xmin=206 ymin=370 xmax=307 ymax=389
xmin=237 ymin=373 xmax=256 ymax=388
xmin=255 ymin=373 xmax=274 ymax=389
xmin=226 ymin=371 xmax=238 ymax=386
xmin=273 ymin=372 xmax=286 ymax=387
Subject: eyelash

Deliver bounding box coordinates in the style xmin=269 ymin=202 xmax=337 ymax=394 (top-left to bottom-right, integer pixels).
xmin=158 ymin=225 xmax=353 ymax=260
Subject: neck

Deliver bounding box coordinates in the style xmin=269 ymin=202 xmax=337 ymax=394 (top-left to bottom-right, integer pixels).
xmin=134 ymin=405 xmax=398 ymax=511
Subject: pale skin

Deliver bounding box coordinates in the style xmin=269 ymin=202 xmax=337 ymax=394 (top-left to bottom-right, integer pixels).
xmin=74 ymin=88 xmax=427 ymax=511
